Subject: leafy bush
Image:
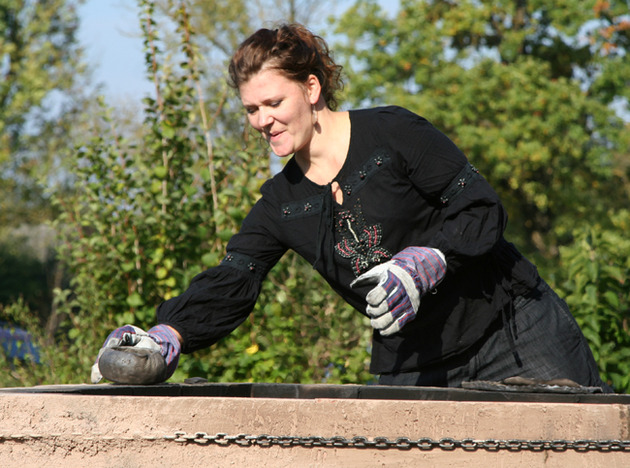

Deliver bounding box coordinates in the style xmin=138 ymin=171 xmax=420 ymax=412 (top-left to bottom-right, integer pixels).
xmin=1 ymin=0 xmax=627 ymax=392
xmin=556 ymin=211 xmax=630 ymax=392
xmin=0 ymin=1 xmax=371 ymax=388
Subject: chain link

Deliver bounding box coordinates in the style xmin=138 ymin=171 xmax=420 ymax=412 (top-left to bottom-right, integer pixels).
xmin=167 ymin=432 xmax=630 ymax=452
xmin=2 ymin=431 xmax=629 ymax=452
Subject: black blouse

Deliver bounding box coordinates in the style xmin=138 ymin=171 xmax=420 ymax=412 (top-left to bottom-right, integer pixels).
xmin=157 ymin=106 xmax=540 ymax=374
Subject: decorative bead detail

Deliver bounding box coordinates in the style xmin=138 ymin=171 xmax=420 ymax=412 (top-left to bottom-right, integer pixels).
xmin=221 ymin=252 xmax=267 ymax=281
xmin=280 ymin=149 xmax=390 ymax=220
xmin=280 ymin=195 xmax=323 ymax=220
xmin=438 ymin=163 xmax=483 ymax=207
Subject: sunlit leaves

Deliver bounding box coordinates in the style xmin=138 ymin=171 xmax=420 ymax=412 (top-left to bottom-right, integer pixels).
xmin=337 ymin=0 xmax=629 ymax=253
xmin=558 ymin=212 xmax=630 ymax=391
xmin=0 ymin=0 xmax=86 ymax=227
xmin=5 ymin=0 xmax=373 ymax=387
xmin=336 ymin=0 xmax=630 ymax=391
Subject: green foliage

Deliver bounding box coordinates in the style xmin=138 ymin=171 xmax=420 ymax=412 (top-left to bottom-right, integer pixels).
xmin=0 ymin=0 xmax=87 ymax=228
xmin=0 ymin=299 xmax=47 ymax=387
xmin=556 ymin=211 xmax=630 ymax=392
xmin=0 ymin=0 xmax=370 ymax=388
xmin=335 ymin=0 xmax=630 ymax=391
xmin=46 ymin=0 xmax=254 ymax=382
xmin=2 ymin=0 xmax=627 ymax=391
xmin=0 ymin=235 xmax=54 ymax=323
xmin=336 ymin=0 xmax=630 ymax=258
xmin=0 ymin=296 xmax=75 ymax=387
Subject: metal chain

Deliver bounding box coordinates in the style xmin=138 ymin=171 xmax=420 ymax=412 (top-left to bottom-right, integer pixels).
xmin=2 ymin=432 xmax=628 ymax=452
xmin=166 ymin=432 xmax=630 ymax=452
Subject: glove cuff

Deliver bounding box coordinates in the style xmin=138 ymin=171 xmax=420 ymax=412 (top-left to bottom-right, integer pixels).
xmin=148 ymin=324 xmax=181 ymax=379
xmin=392 ymin=246 xmax=447 ymax=295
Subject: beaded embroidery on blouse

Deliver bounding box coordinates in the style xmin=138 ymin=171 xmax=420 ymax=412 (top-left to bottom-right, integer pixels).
xmin=334 ymin=200 xmax=392 ymax=276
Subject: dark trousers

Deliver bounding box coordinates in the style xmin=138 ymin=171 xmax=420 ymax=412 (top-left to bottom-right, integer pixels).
xmin=379 ymin=280 xmax=613 ymax=392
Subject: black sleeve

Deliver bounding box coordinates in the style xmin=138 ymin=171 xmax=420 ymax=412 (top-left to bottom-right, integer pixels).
xmin=156 ymin=261 xmax=264 ymax=353
xmin=427 ymin=161 xmax=507 ymax=271
xmin=384 ymin=108 xmax=507 ymax=270
xmin=156 ymin=192 xmax=287 ymax=353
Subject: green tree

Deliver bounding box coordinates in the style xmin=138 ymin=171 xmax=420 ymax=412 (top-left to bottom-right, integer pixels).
xmin=556 ymin=211 xmax=630 ymax=392
xmin=14 ymin=0 xmax=629 ymax=392
xmin=0 ymin=0 xmax=89 ymax=339
xmin=335 ymin=0 xmax=630 ymax=391
xmin=0 ymin=0 xmax=87 ymax=227
xmin=335 ymin=0 xmax=630 ymax=257
xmin=0 ymin=0 xmax=372 ymax=387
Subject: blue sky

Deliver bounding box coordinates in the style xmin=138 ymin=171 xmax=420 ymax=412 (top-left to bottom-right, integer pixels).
xmin=78 ymin=1 xmax=150 ymax=103
xmin=78 ymin=1 xmax=400 ymax=105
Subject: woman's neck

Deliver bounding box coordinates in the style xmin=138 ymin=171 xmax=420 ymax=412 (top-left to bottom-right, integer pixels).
xmin=296 ymin=108 xmax=350 ymax=185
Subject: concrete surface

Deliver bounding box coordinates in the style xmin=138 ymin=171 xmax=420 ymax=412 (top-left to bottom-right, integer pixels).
xmin=0 ymin=385 xmax=628 ymax=467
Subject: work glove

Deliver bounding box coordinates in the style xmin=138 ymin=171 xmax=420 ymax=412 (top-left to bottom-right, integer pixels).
xmin=351 ymin=247 xmax=446 ymax=336
xmin=91 ymin=324 xmax=181 ymax=385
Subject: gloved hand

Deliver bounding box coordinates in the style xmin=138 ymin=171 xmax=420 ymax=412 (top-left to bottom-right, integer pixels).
xmin=91 ymin=324 xmax=181 ymax=385
xmin=350 ymin=247 xmax=446 ymax=336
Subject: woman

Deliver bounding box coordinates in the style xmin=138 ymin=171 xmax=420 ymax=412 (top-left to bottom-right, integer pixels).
xmin=92 ymin=24 xmax=611 ymax=391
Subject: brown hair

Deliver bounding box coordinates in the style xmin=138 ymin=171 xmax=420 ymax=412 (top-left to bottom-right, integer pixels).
xmin=228 ymin=24 xmax=343 ymax=110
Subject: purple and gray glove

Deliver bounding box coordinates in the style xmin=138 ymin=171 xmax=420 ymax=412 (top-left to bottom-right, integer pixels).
xmin=350 ymin=246 xmax=447 ymax=336
xmin=91 ymin=324 xmax=181 ymax=385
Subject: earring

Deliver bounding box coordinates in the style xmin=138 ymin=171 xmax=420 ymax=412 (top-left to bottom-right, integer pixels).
xmin=312 ymin=105 xmax=318 ymax=126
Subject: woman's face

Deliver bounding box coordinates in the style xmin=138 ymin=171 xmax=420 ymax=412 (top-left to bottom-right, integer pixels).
xmin=239 ymin=67 xmax=319 ymax=158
